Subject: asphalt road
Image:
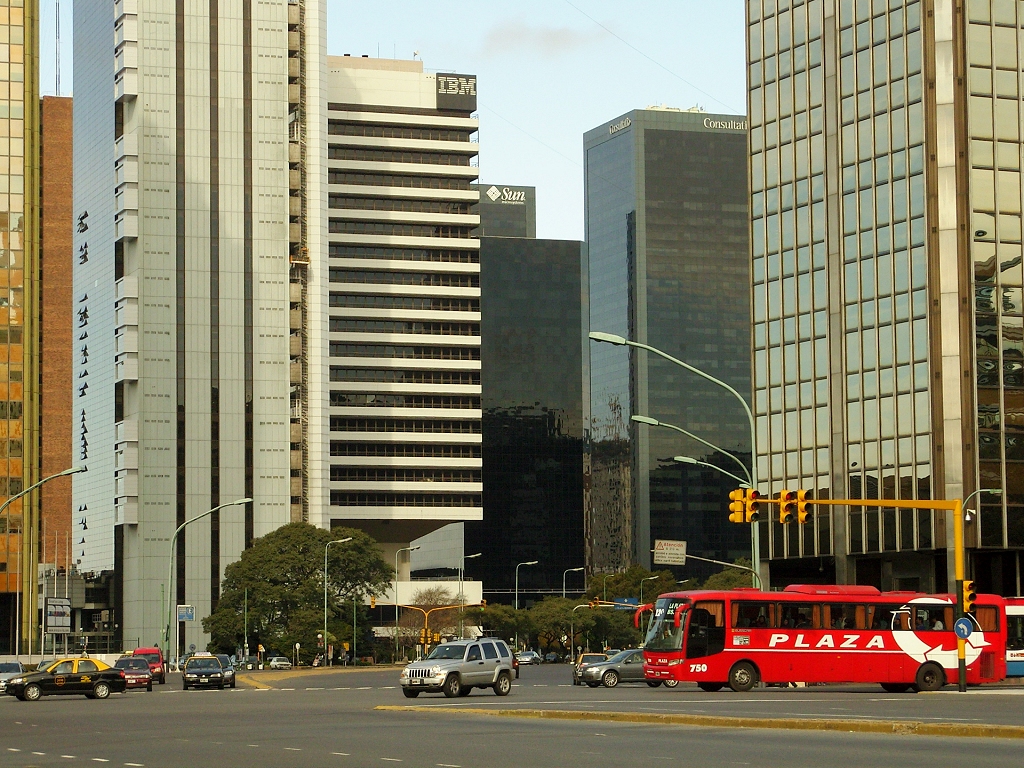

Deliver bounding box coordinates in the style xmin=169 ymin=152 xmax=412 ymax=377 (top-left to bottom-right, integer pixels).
xmin=1 ymin=664 xmax=1023 ymax=767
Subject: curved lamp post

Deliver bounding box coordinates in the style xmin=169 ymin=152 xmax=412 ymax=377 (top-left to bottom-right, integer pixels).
xmin=4 ymin=466 xmax=86 ymax=655
xmin=394 ymin=545 xmax=420 ymax=659
xmin=633 ymin=415 xmax=751 ymax=484
xmin=165 ymin=497 xmax=251 ymax=666
xmin=673 ymin=456 xmax=751 ymax=488
xmin=639 ymin=575 xmax=658 ymax=606
xmin=562 ymin=567 xmax=584 ymax=599
xmin=592 ymin=331 xmax=759 ymax=583
xmin=323 ymin=537 xmax=353 ymax=664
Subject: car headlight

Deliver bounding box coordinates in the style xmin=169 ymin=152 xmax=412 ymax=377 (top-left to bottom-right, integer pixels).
xmin=430 ymin=665 xmax=442 ymax=676
xmin=8 ymin=677 xmax=25 ymax=685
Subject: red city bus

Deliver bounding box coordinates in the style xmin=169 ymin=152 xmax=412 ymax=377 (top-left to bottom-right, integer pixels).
xmin=641 ymin=585 xmax=1006 ymax=692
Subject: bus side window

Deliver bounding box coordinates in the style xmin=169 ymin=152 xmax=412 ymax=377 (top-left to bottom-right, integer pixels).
xmin=732 ymin=601 xmax=772 ymax=629
xmin=976 ymin=606 xmax=998 ymax=632
xmin=1008 ymin=616 xmax=1024 ymax=651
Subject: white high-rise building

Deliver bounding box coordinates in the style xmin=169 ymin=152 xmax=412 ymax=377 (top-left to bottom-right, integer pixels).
xmin=73 ymin=0 xmax=321 ymax=651
xmin=302 ymin=57 xmax=483 ymax=590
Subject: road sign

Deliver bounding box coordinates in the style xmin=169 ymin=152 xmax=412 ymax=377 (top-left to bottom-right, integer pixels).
xmin=954 ymin=617 xmax=973 ymax=640
xmin=177 ymin=604 xmax=196 ymax=622
xmin=653 ymin=539 xmax=687 ymax=565
xmin=44 ymin=597 xmax=72 ymax=635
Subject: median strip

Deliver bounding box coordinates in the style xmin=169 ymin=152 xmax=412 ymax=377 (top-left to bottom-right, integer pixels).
xmin=374 ymin=705 xmax=1024 ymax=740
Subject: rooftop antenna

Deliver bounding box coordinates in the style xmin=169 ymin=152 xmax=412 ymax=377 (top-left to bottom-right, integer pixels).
xmin=55 ymin=0 xmax=61 ymax=94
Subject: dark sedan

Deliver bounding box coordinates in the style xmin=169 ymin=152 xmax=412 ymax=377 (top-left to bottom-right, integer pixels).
xmin=580 ymin=649 xmax=653 ymax=688
xmin=114 ymin=657 xmax=154 ymax=691
xmin=4 ymin=657 xmax=127 ymax=701
xmin=181 ymin=654 xmax=226 ymax=689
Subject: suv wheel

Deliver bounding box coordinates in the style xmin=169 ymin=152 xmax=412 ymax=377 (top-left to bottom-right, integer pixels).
xmin=402 ymin=688 xmax=419 ymax=698
xmin=493 ymin=672 xmax=512 ymax=696
xmin=442 ymin=673 xmax=463 ymax=698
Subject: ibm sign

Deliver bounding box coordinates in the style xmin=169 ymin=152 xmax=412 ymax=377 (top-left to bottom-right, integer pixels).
xmin=437 ymin=73 xmax=477 ymax=111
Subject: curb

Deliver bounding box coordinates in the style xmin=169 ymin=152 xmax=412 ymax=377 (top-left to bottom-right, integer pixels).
xmin=374 ymin=705 xmax=1024 ymax=740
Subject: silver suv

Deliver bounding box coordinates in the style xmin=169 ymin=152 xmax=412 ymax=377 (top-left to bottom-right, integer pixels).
xmin=400 ymin=638 xmax=515 ymax=698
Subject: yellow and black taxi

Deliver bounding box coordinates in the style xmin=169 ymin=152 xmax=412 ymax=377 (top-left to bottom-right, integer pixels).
xmin=181 ymin=652 xmax=226 ymax=690
xmin=4 ymin=657 xmax=128 ymax=701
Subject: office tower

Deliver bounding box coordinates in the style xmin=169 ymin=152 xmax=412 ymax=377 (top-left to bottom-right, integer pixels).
xmin=313 ymin=56 xmax=483 ymax=590
xmin=585 ymin=108 xmax=752 ymax=576
xmin=473 ymin=183 xmax=536 ymax=238
xmin=0 ymin=0 xmax=40 ymax=655
xmin=459 ymin=187 xmax=587 ymax=601
xmin=747 ymin=1 xmax=1024 ymax=593
xmin=73 ymin=1 xmax=312 ymax=650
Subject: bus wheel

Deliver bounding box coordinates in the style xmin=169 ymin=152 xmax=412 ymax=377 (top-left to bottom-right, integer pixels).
xmin=728 ymin=662 xmax=757 ymax=692
xmin=880 ymin=683 xmax=912 ymax=693
xmin=698 ymin=682 xmax=725 ymax=692
xmin=913 ymin=663 xmax=945 ymax=692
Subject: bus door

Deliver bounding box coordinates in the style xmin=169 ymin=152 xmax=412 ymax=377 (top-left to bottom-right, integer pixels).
xmin=685 ymin=601 xmax=725 ymax=660
xmin=1007 ymin=607 xmax=1024 ymax=677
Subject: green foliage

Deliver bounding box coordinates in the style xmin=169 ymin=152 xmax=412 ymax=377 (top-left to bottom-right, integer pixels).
xmin=528 ymin=597 xmax=595 ymax=654
xmin=587 ymin=564 xmax=678 ymax=605
xmin=592 ymin=607 xmax=643 ymax=649
xmin=472 ymin=602 xmax=527 ymax=643
xmin=202 ymin=523 xmax=392 ymax=662
xmin=701 ymin=558 xmax=756 ymax=590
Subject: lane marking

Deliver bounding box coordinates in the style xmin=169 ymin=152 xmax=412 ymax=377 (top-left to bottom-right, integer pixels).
xmin=280 ymin=688 xmax=295 ymax=691
xmin=381 ymin=686 xmax=396 ymax=689
xmin=357 ymin=686 xmax=372 ymax=690
xmin=93 ymin=759 xmax=111 ymax=763
xmin=32 ymin=752 xmax=46 ymax=756
xmin=332 ymin=753 xmax=350 ymax=756
xmin=284 ymin=747 xmax=302 ymax=751
xmin=306 ymin=687 xmax=324 ymax=691
xmin=247 ymin=745 xmax=259 ymax=748
xmin=61 ymin=756 xmax=76 ymax=759
xmin=437 ymin=764 xmax=461 ymax=767
xmin=7 ymin=749 xmax=20 ymax=753
xmin=125 ymin=763 xmax=145 ymax=766
xmin=381 ymin=759 xmax=403 ymax=763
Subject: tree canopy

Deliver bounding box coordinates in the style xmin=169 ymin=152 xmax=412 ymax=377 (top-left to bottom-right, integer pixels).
xmin=202 ymin=522 xmax=392 ymax=660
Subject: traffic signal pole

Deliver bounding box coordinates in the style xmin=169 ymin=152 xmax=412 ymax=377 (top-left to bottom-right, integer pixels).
xmin=953 ymin=497 xmax=967 ymax=693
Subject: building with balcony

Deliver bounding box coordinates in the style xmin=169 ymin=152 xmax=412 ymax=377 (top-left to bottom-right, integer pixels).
xmin=73 ymin=0 xmax=306 ymax=650
xmin=307 ymin=56 xmax=483 ymax=588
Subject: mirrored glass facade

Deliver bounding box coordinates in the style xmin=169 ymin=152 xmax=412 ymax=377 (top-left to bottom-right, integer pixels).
xmin=586 ymin=109 xmax=752 ymax=579
xmin=465 ymin=237 xmax=586 ymax=597
xmin=748 ymin=0 xmax=1024 ymax=594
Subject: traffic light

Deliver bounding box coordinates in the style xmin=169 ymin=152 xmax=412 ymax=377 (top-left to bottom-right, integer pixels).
xmin=369 ymin=595 xmax=376 ymax=609
xmin=797 ymin=490 xmax=814 ymax=524
xmin=728 ymin=489 xmax=746 ymax=524
xmin=963 ymin=580 xmax=977 ymax=614
xmin=589 ymin=600 xmax=598 ymax=609
xmin=745 ymin=490 xmax=762 ymax=523
xmin=433 ymin=632 xmax=440 ymax=644
xmin=778 ymin=490 xmax=797 ymax=524
xmin=480 ymin=599 xmax=487 ymax=611
xmin=419 ymin=628 xmax=427 ymax=644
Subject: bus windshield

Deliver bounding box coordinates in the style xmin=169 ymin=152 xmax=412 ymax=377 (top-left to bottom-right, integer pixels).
xmin=644 ymin=597 xmax=690 ymax=651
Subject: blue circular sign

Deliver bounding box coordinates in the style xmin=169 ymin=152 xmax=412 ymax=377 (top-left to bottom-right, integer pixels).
xmin=954 ymin=617 xmax=973 ymax=640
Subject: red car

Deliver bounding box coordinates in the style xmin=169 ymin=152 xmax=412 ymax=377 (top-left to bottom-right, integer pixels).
xmin=132 ymin=647 xmax=166 ymax=684
xmin=115 ymin=657 xmax=153 ymax=692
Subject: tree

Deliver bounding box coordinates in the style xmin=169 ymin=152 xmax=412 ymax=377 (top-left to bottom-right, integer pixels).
xmin=702 ymin=558 xmax=756 ymax=590
xmin=528 ymin=597 xmax=595 ymax=654
xmin=202 ymin=523 xmax=392 ymax=662
xmin=470 ymin=602 xmax=529 ymax=645
xmin=592 ymin=607 xmax=643 ymax=650
xmin=396 ymin=586 xmax=459 ymax=649
xmin=587 ymin=564 xmax=677 ymax=605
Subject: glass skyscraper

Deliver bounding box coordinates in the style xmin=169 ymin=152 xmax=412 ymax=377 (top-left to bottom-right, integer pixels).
xmin=585 ymin=108 xmax=752 ymax=578
xmin=747 ymin=0 xmax=1024 ymax=594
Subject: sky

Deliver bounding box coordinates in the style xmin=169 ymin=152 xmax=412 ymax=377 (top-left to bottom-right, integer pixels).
xmin=40 ymin=1 xmax=747 ymax=241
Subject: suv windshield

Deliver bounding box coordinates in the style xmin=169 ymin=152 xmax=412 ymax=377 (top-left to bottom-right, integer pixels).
xmin=0 ymin=662 xmax=21 ymax=673
xmin=426 ymin=644 xmax=466 ymax=660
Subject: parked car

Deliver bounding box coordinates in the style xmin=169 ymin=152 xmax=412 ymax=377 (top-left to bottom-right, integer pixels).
xmin=114 ymin=657 xmax=153 ymax=692
xmin=132 ymin=646 xmax=166 ymax=684
xmin=516 ymin=651 xmax=541 ymax=665
xmin=571 ymin=652 xmax=608 ymax=685
xmin=0 ymin=661 xmax=25 ymax=694
xmin=580 ymin=649 xmax=652 ymax=688
xmin=4 ymin=657 xmax=127 ymax=701
xmin=182 ymin=653 xmax=226 ymax=690
xmin=400 ymin=638 xmax=515 ymax=698
xmin=267 ymin=656 xmax=292 ymax=670
xmin=215 ymin=654 xmax=236 ymax=688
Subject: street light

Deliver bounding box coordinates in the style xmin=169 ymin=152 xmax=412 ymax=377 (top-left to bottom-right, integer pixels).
xmin=323 ymin=537 xmax=353 ymax=666
xmin=165 ymin=497 xmax=251 ymax=667
xmin=459 ymin=552 xmax=482 ymax=638
xmin=2 ymin=465 xmax=86 ymax=654
xmin=633 ymin=415 xmax=751 ymax=485
xmin=515 ymin=560 xmax=539 ymax=610
xmin=394 ymin=545 xmax=420 ymax=660
xmin=673 ymin=456 xmax=751 ymax=487
xmin=963 ymin=488 xmax=1002 ymax=522
xmin=593 ymin=331 xmax=760 ymax=584
xmin=562 ymin=567 xmax=585 ymax=599
xmin=602 ymin=573 xmax=614 ymax=602
xmin=640 ymin=575 xmax=658 ymax=605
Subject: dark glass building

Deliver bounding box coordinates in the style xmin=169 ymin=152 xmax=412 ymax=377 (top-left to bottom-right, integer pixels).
xmin=464 ymin=233 xmax=588 ymax=602
xmin=585 ymin=108 xmax=753 ymax=580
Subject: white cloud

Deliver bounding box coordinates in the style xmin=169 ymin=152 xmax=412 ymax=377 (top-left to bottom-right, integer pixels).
xmin=481 ymin=20 xmax=606 ymax=58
